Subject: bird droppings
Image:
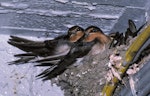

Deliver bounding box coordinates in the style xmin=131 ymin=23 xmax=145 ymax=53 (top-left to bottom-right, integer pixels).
xmin=81 ymin=71 xmax=87 ymax=75
xmin=76 ymin=74 xmax=81 ymax=78
xmin=70 ymin=72 xmax=74 ymax=75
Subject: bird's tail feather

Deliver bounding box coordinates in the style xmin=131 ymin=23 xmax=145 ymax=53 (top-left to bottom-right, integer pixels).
xmin=8 ymin=56 xmax=35 ymax=65
xmin=36 ymin=57 xmax=76 ymax=81
xmin=8 ymin=40 xmax=45 ymax=48
xmin=14 ymin=53 xmax=37 ymax=57
xmin=10 ymin=35 xmax=34 ymax=43
xmin=34 ymin=55 xmax=65 ymax=63
xmin=8 ymin=40 xmax=52 ymax=56
xmin=34 ymin=62 xmax=56 ymax=66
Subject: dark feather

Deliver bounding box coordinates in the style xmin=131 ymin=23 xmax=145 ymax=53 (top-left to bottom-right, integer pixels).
xmin=34 ymin=54 xmax=65 ymax=63
xmin=14 ymin=53 xmax=36 ymax=57
xmin=37 ymin=41 xmax=96 ymax=81
xmin=10 ymin=35 xmax=33 ymax=42
xmin=8 ymin=56 xmax=35 ymax=65
xmin=8 ymin=35 xmax=72 ymax=64
xmin=34 ymin=62 xmax=56 ymax=67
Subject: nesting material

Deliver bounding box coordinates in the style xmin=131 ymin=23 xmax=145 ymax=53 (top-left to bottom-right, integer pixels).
xmin=51 ymin=35 xmax=149 ymax=96
xmin=51 ymin=45 xmax=113 ymax=96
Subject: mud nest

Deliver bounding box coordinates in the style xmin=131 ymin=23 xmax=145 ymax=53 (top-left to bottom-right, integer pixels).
xmin=51 ymin=37 xmax=149 ymax=96
xmin=50 ymin=44 xmax=126 ymax=96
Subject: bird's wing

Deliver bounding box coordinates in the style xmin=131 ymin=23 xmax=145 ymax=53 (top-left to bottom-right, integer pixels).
xmin=36 ymin=42 xmax=95 ymax=81
xmin=8 ymin=39 xmax=56 ymax=56
xmin=33 ymin=50 xmax=69 ymax=63
xmin=14 ymin=53 xmax=37 ymax=57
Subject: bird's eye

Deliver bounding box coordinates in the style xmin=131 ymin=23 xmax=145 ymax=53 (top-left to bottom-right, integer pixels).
xmin=77 ymin=28 xmax=81 ymax=31
xmin=92 ymin=29 xmax=97 ymax=32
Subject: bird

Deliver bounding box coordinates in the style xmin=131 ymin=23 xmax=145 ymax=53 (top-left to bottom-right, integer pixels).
xmin=34 ymin=25 xmax=111 ymax=66
xmin=109 ymin=19 xmax=146 ymax=48
xmin=36 ymin=26 xmax=111 ymax=81
xmin=8 ymin=25 xmax=85 ymax=64
xmin=83 ymin=26 xmax=111 ymax=55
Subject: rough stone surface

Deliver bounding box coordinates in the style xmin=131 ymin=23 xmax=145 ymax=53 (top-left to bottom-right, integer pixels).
xmin=53 ymin=46 xmax=113 ymax=96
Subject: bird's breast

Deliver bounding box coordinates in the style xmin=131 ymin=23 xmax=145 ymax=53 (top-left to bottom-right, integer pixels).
xmin=55 ymin=44 xmax=71 ymax=55
xmin=89 ymin=43 xmax=105 ymax=55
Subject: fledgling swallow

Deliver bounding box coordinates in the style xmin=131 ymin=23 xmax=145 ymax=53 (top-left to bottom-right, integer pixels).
xmin=83 ymin=26 xmax=111 ymax=55
xmin=109 ymin=19 xmax=146 ymax=48
xmin=124 ymin=19 xmax=138 ymax=43
xmin=8 ymin=26 xmax=84 ymax=64
xmin=35 ymin=26 xmax=111 ymax=66
xmin=109 ymin=32 xmax=125 ymax=48
xmin=36 ymin=26 xmax=111 ymax=81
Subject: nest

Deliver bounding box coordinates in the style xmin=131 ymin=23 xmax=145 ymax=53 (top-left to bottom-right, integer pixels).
xmin=51 ymin=35 xmax=149 ymax=96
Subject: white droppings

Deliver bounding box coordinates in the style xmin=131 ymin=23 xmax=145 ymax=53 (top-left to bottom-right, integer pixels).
xmin=71 ymin=72 xmax=74 ymax=75
xmin=75 ymin=88 xmax=79 ymax=91
xmin=93 ymin=61 xmax=97 ymax=64
xmin=127 ymin=64 xmax=140 ymax=75
xmin=87 ymin=69 xmax=91 ymax=72
xmin=82 ymin=71 xmax=88 ymax=75
xmin=64 ymin=73 xmax=68 ymax=77
xmin=76 ymin=74 xmax=81 ymax=78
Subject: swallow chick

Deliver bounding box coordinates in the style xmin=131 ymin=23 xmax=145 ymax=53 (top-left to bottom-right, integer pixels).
xmin=83 ymin=26 xmax=111 ymax=55
xmin=109 ymin=19 xmax=146 ymax=48
xmin=35 ymin=25 xmax=111 ymax=65
xmin=37 ymin=26 xmax=111 ymax=81
xmin=8 ymin=26 xmax=84 ymax=64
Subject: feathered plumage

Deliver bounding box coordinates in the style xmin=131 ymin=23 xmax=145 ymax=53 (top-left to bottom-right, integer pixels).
xmin=37 ymin=26 xmax=111 ymax=81
xmin=8 ymin=26 xmax=84 ymax=64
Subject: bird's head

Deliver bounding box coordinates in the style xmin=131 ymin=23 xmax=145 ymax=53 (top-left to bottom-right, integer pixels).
xmin=83 ymin=26 xmax=111 ymax=44
xmin=68 ymin=26 xmax=84 ymax=42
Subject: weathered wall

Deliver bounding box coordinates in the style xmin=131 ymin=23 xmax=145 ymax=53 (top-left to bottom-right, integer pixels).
xmin=0 ymin=0 xmax=149 ymax=96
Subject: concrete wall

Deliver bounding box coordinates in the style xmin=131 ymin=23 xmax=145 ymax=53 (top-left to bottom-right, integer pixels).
xmin=0 ymin=0 xmax=149 ymax=96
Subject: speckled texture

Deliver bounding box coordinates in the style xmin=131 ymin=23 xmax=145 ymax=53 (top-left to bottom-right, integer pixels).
xmin=51 ymin=36 xmax=149 ymax=96
xmin=51 ymin=45 xmax=114 ymax=96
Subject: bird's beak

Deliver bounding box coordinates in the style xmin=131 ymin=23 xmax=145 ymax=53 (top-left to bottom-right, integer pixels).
xmin=82 ymin=33 xmax=89 ymax=42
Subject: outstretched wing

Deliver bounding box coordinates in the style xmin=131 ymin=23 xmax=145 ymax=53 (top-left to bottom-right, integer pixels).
xmin=37 ymin=42 xmax=95 ymax=81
